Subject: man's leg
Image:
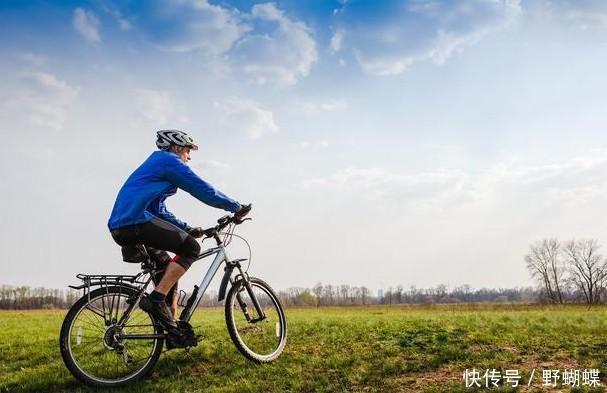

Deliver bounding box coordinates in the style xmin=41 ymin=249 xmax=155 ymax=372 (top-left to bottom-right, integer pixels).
xmin=148 ymin=248 xmax=179 ymax=317
xmin=169 ymin=284 xmax=178 ymax=317
xmin=136 ymin=218 xmax=201 ymax=326
xmin=155 ymin=262 xmax=186 ymax=295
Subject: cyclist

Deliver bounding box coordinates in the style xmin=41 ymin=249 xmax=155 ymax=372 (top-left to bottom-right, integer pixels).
xmin=108 ymin=129 xmax=250 ymax=330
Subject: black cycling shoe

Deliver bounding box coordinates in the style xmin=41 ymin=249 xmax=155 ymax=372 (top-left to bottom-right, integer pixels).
xmin=139 ymin=296 xmax=178 ymax=329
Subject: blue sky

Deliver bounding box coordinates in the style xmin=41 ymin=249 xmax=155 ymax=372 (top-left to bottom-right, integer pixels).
xmin=2 ymin=0 xmax=607 ymax=292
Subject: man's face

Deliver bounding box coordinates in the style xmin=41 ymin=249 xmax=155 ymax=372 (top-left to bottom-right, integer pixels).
xmin=172 ymin=146 xmax=192 ymax=163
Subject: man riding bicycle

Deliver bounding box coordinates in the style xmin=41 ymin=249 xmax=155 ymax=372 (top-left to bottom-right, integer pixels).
xmin=107 ymin=129 xmax=250 ymax=330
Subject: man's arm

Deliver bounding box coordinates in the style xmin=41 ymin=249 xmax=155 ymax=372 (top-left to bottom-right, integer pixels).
xmin=163 ymin=157 xmax=241 ymax=213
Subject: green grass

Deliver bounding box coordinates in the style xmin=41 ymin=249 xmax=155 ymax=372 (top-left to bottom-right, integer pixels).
xmin=2 ymin=305 xmax=607 ymax=392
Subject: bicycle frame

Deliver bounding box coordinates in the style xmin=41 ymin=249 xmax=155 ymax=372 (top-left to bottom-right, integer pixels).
xmin=70 ymin=230 xmax=266 ymax=339
xmin=178 ymin=245 xmax=226 ymax=321
xmin=179 ymin=238 xmax=266 ymax=324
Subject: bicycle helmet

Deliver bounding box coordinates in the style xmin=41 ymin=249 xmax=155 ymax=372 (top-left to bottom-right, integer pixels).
xmin=156 ymin=129 xmax=199 ymax=150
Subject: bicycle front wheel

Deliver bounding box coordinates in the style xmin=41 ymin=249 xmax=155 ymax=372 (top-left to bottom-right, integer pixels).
xmin=59 ymin=286 xmax=164 ymax=387
xmin=225 ymin=277 xmax=287 ymax=363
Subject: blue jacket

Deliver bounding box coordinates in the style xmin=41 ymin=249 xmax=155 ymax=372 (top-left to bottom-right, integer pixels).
xmin=108 ymin=150 xmax=241 ymax=231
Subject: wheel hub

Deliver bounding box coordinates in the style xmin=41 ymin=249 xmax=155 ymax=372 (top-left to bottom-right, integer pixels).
xmin=103 ymin=325 xmax=124 ymax=350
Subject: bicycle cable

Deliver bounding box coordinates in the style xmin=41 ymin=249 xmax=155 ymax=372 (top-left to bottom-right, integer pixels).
xmin=218 ymin=229 xmax=252 ymax=273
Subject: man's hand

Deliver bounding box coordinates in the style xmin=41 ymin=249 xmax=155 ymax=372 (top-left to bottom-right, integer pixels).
xmin=234 ymin=203 xmax=252 ymax=223
xmin=187 ymin=227 xmax=205 ymax=238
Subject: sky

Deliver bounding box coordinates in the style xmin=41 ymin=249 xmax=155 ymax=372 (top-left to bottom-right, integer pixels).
xmin=2 ymin=0 xmax=607 ymax=293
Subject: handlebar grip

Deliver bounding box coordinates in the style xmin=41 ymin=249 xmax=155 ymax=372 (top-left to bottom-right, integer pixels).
xmin=235 ymin=203 xmax=252 ymax=217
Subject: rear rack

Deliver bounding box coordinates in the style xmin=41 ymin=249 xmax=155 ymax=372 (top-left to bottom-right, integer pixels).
xmin=69 ymin=273 xmax=148 ymax=304
xmin=69 ymin=274 xmax=140 ymax=289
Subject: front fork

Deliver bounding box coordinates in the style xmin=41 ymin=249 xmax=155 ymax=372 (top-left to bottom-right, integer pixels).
xmin=230 ymin=267 xmax=266 ymax=323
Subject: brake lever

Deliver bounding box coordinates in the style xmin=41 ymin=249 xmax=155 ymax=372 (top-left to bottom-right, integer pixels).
xmin=233 ymin=217 xmax=252 ymax=225
xmin=217 ymin=215 xmax=231 ymax=225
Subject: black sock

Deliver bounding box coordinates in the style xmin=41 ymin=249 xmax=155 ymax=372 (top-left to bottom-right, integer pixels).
xmin=150 ymin=290 xmax=166 ymax=303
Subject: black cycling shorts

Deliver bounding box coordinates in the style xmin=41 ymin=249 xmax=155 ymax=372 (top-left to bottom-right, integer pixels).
xmin=110 ymin=217 xmax=201 ymax=271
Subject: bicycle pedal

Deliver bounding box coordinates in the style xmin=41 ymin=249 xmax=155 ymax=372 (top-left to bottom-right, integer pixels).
xmin=165 ymin=325 xmax=197 ymax=349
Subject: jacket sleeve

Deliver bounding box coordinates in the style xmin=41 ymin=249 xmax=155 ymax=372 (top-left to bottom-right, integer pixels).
xmin=163 ymin=157 xmax=241 ymax=213
xmin=147 ymin=194 xmax=190 ymax=230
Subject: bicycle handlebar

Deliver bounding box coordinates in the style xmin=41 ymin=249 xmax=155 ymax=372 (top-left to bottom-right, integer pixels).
xmin=203 ymin=204 xmax=252 ymax=238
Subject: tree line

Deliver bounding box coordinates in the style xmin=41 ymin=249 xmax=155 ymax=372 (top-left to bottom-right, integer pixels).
xmin=275 ymin=284 xmax=538 ymax=307
xmin=0 ymin=286 xmax=80 ymax=309
xmin=0 ymin=283 xmax=543 ymax=309
xmin=525 ymin=238 xmax=607 ymax=304
xmin=5 ymin=236 xmax=606 ymax=310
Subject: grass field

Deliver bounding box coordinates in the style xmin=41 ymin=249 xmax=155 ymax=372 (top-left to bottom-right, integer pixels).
xmin=2 ymin=305 xmax=607 ymax=392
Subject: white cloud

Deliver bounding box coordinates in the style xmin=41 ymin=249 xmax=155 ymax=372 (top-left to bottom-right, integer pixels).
xmin=118 ymin=18 xmax=132 ymax=30
xmin=300 ymin=140 xmax=329 ymax=150
xmin=193 ymin=159 xmax=232 ymax=172
xmin=337 ymin=0 xmax=522 ymax=75
xmin=73 ymin=8 xmax=101 ymax=44
xmin=550 ymin=184 xmax=607 ymax=205
xmin=213 ymin=97 xmax=279 ymax=139
xmin=302 ymin=167 xmax=468 ymax=205
xmin=302 ymin=99 xmax=348 ymax=114
xmin=148 ymin=0 xmax=248 ymax=54
xmin=330 ymin=30 xmax=343 ymax=53
xmin=113 ymin=1 xmax=316 ymax=85
xmin=0 ymin=72 xmax=79 ymax=130
xmin=99 ymin=1 xmax=131 ymax=30
xmin=525 ymin=0 xmax=607 ymax=31
xmin=16 ymin=52 xmax=47 ymax=67
xmin=566 ymin=10 xmax=607 ymax=31
xmin=465 ymin=150 xmax=607 ymax=202
xmin=489 ymin=151 xmax=607 ymax=185
xmin=134 ymin=88 xmax=190 ymax=126
xmin=232 ymin=3 xmax=318 ymax=85
xmin=302 ymin=149 xmax=607 ymax=208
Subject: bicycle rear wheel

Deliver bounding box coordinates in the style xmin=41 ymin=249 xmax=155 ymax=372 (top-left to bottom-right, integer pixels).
xmin=225 ymin=277 xmax=287 ymax=362
xmin=59 ymin=286 xmax=163 ymax=387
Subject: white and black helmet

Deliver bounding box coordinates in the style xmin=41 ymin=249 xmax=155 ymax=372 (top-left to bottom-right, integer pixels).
xmin=156 ymin=129 xmax=199 ymax=151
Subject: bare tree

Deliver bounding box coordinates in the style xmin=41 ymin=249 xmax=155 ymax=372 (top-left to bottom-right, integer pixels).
xmin=563 ymin=239 xmax=607 ymax=305
xmin=525 ymin=238 xmax=565 ymax=304
xmin=323 ymin=284 xmax=336 ymax=306
xmin=312 ymin=282 xmax=323 ymax=307
xmin=395 ymin=285 xmax=403 ymax=303
xmin=340 ymin=285 xmax=350 ymax=305
xmin=433 ymin=284 xmax=448 ymax=301
xmin=360 ymin=286 xmax=369 ymax=305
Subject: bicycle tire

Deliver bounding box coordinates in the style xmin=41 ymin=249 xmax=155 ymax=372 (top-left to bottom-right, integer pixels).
xmin=225 ymin=277 xmax=287 ymax=363
xmin=59 ymin=286 xmax=164 ymax=387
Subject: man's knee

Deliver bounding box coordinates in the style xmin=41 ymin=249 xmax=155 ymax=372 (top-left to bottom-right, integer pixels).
xmin=174 ymin=236 xmax=200 ymax=270
xmin=181 ymin=236 xmax=200 ymax=259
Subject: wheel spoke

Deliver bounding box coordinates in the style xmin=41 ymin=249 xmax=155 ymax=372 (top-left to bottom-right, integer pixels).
xmin=62 ymin=288 xmax=161 ymax=385
xmin=76 ymin=316 xmax=106 ymax=334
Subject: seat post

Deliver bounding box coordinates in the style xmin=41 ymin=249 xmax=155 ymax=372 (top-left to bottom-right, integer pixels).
xmin=140 ymin=245 xmax=154 ymax=271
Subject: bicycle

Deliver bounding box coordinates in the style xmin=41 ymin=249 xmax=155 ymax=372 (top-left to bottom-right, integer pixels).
xmin=59 ymin=212 xmax=287 ymax=387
